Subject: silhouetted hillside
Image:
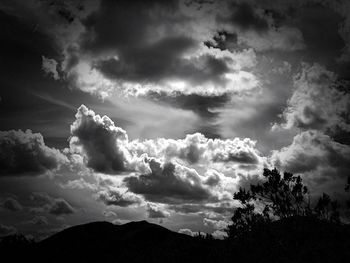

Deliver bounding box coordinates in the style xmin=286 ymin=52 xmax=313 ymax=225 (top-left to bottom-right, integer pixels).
xmin=10 ymin=221 xmax=224 ymax=263
xmin=1 ymin=218 xmax=350 ymax=263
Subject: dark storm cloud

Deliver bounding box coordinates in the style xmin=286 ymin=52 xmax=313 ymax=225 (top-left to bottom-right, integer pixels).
xmin=146 ymin=91 xmax=230 ymax=119
xmin=78 ymin=0 xmax=235 ymax=88
xmin=0 ymin=5 xmax=113 ymax=150
xmin=289 ymin=3 xmax=345 ymax=66
xmin=80 ymin=0 xmax=180 ymax=54
xmin=0 ymin=197 xmax=23 ymax=212
xmin=94 ymin=36 xmax=198 ymax=82
xmin=212 ymin=149 xmax=259 ymax=164
xmin=95 ymin=48 xmax=230 ymax=85
xmin=204 ymin=31 xmax=243 ymax=52
xmin=0 ymin=130 xmax=67 ymax=176
xmin=225 ymin=2 xmax=269 ymax=32
xmin=124 ymin=158 xmax=214 ymax=204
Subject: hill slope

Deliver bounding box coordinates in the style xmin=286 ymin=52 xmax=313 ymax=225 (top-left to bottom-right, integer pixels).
xmin=1 ymin=217 xmax=350 ymax=263
xmin=34 ymin=221 xmax=222 ymax=263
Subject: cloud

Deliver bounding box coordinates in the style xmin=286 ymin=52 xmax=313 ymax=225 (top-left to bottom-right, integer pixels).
xmin=69 ymin=105 xmax=131 ymax=174
xmin=214 ymin=1 xmax=305 ymax=52
xmin=124 ymin=158 xmax=215 ymax=204
xmin=236 ymin=26 xmax=305 ymax=52
xmin=0 ymin=197 xmax=23 ymax=212
xmin=224 ymin=2 xmax=269 ymax=32
xmin=66 ymin=105 xmax=264 ymax=207
xmin=203 ymin=218 xmax=229 ymax=230
xmin=27 ymin=215 xmax=49 ymax=226
xmin=178 ymin=228 xmax=197 ymax=237
xmin=103 ymin=211 xmax=117 ymax=218
xmin=271 ymin=130 xmax=350 ymax=193
xmin=212 ymin=230 xmax=228 ymax=239
xmin=41 ymin=56 xmax=59 ymax=80
xmin=57 ymin=0 xmax=261 ymax=97
xmin=0 ymin=129 xmax=68 ymax=176
xmin=97 ymin=189 xmax=142 ymax=207
xmin=0 ymin=224 xmax=17 ymax=236
xmin=275 ymin=63 xmax=350 ymax=133
xmin=69 ymin=105 xmax=264 ymax=175
xmin=59 ymin=178 xmax=97 ymax=191
xmin=147 ymin=203 xmax=170 ymax=218
xmin=168 ymin=202 xmax=235 ymax=216
xmin=49 ymin=199 xmax=75 ymax=215
xmin=30 ymin=192 xmax=75 ymax=215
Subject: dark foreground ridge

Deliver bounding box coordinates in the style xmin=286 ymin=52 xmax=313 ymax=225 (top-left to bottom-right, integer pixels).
xmin=1 ymin=218 xmax=350 ymax=263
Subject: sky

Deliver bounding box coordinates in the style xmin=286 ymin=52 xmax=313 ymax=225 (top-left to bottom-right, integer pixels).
xmin=0 ymin=0 xmax=350 ymax=240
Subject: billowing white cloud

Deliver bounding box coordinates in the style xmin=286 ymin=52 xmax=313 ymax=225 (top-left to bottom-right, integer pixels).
xmin=66 ymin=105 xmax=265 ymax=206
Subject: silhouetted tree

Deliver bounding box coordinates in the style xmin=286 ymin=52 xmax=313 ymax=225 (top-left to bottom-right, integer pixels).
xmin=227 ymin=168 xmax=340 ymax=239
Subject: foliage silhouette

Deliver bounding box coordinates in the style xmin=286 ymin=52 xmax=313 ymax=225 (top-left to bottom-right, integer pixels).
xmin=227 ymin=168 xmax=340 ymax=239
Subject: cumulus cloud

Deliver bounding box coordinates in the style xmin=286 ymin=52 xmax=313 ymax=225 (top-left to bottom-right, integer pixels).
xmin=276 ymin=63 xmax=350 ymax=133
xmin=69 ymin=105 xmax=264 ymax=173
xmin=67 ymin=105 xmax=264 ymax=205
xmin=0 ymin=129 xmax=68 ymax=176
xmin=147 ymin=203 xmax=170 ymax=218
xmin=0 ymin=197 xmax=23 ymax=212
xmin=271 ymin=130 xmax=350 ymax=193
xmin=97 ymin=189 xmax=142 ymax=207
xmin=69 ymin=105 xmax=131 ymax=174
xmin=124 ymin=158 xmax=214 ymax=204
xmin=30 ymin=192 xmax=75 ymax=215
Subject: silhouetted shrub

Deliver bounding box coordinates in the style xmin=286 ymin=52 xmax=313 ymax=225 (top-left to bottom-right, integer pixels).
xmin=227 ymin=168 xmax=340 ymax=239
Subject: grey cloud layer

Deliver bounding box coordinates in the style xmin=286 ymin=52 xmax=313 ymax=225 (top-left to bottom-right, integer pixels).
xmin=0 ymin=130 xmax=67 ymax=176
xmin=30 ymin=192 xmax=75 ymax=215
